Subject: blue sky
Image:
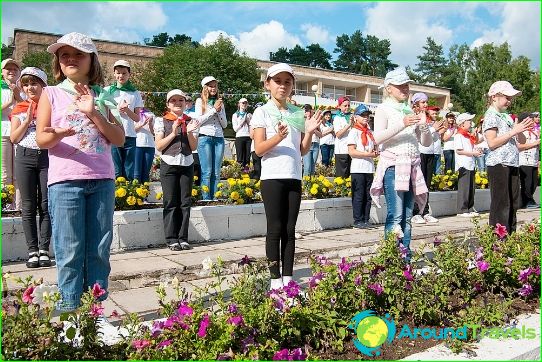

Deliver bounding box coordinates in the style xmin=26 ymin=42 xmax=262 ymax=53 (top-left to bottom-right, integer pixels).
xmin=2 ymin=1 xmax=540 ymax=69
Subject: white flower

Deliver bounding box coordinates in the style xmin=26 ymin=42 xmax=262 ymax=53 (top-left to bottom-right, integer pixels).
xmin=202 ymin=256 xmax=214 ymax=271
xmin=32 ymin=284 xmax=60 ymax=305
xmin=170 ymin=276 xmax=180 ymax=288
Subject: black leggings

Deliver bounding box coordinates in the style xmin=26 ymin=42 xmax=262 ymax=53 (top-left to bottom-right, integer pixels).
xmin=235 ymin=137 xmax=252 ymax=167
xmin=261 ymin=179 xmax=301 ymax=278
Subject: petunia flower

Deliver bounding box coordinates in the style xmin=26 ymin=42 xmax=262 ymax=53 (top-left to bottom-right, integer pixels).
xmin=403 ymin=266 xmax=414 ymax=281
xmin=368 ymin=283 xmax=384 ymax=296
xmin=227 ymin=315 xmax=244 ymax=326
xmin=272 ymin=349 xmax=290 ymax=361
xmin=132 ymin=339 xmax=151 ymax=350
xmin=30 ymin=284 xmax=60 ymax=305
xmin=177 ymin=302 xmax=193 ymax=317
xmin=518 ymin=267 xmax=532 ymax=283
xmin=157 ymin=339 xmax=172 ymax=349
xmin=91 ymin=283 xmax=106 ymax=299
xmin=476 ymin=260 xmax=490 ymax=273
xmin=291 ymin=347 xmax=307 ymax=360
xmin=308 ymin=272 xmax=324 ymax=288
xmin=22 ymin=285 xmax=35 ymax=304
xmin=89 ymin=303 xmax=104 ymax=318
xmin=518 ymin=284 xmax=533 ymax=297
xmin=433 ymin=236 xmax=443 ymax=247
xmin=197 ymin=314 xmax=210 ymax=338
xmin=494 ymin=223 xmax=507 ymax=239
xmin=398 ymin=243 xmax=408 ymax=259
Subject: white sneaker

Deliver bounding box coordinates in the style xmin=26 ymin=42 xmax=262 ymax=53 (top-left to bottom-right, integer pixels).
xmin=411 ymin=215 xmax=426 ymax=224
xmin=457 ymin=212 xmax=472 ymax=217
xmin=469 ymin=211 xmax=479 ymax=216
xmin=270 ymin=278 xmax=283 ymax=290
xmin=423 ymin=215 xmax=439 ymax=223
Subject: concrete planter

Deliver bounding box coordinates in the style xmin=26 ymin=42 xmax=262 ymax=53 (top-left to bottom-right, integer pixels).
xmin=2 ymin=188 xmax=539 ymax=262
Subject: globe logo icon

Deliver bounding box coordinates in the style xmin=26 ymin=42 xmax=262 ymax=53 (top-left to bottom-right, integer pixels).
xmin=349 ymin=310 xmax=396 ymax=357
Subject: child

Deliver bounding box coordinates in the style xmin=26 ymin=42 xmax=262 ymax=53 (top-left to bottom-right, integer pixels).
xmin=442 ymin=112 xmax=457 ymax=173
xmin=232 ymin=98 xmax=252 ymax=168
xmin=333 ymin=97 xmax=352 ymax=177
xmin=302 ymin=104 xmax=321 ymax=176
xmin=483 ymin=81 xmax=533 ymax=233
xmin=9 ymin=67 xmax=51 ymax=268
xmin=195 ymin=76 xmax=227 ymax=200
xmin=454 ymin=113 xmax=482 ymax=217
xmin=184 ymin=95 xmax=201 ymax=186
xmin=105 ymin=60 xmax=144 ymax=180
xmin=369 ymin=67 xmax=432 ymax=261
xmin=252 ymin=63 xmax=322 ymax=289
xmin=347 ymin=104 xmax=377 ymax=229
xmin=319 ymin=110 xmax=335 ymax=167
xmin=36 ymin=32 xmax=125 ymax=311
xmin=517 ymin=112 xmax=540 ymax=208
xmin=154 ymin=90 xmax=199 ymax=251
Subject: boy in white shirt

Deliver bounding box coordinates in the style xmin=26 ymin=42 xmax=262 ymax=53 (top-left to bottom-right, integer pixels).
xmin=455 ymin=113 xmax=482 ymax=217
xmin=518 ymin=112 xmax=540 ymax=208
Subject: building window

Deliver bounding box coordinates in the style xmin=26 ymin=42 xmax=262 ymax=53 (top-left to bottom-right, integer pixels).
xmin=370 ymin=92 xmax=382 ymax=104
xmin=295 ymin=82 xmax=308 ymax=96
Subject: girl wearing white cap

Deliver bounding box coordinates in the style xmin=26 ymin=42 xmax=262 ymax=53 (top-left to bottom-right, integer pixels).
xmin=195 ymin=76 xmax=227 ymax=200
xmin=10 ymin=67 xmax=51 ymax=269
xmin=369 ymin=67 xmax=433 ymax=261
xmin=154 ymin=90 xmax=200 ymax=251
xmin=36 ymin=32 xmax=125 ymax=311
xmin=252 ymin=63 xmax=323 ymax=289
xmin=483 ymin=81 xmax=534 ymax=233
xmin=232 ymin=97 xmax=252 ymax=168
xmin=105 ymin=60 xmax=144 ymax=181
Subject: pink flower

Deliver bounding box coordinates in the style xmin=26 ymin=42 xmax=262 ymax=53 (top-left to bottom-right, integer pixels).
xmin=532 ymin=266 xmax=540 ymax=276
xmin=197 ymin=314 xmax=210 ymax=338
xmin=89 ymin=303 xmax=104 ymax=317
xmin=476 ymin=260 xmax=490 ymax=273
xmin=22 ymin=285 xmax=35 ymax=304
xmin=273 ymin=349 xmax=290 ymax=361
xmin=157 ymin=339 xmax=172 ymax=349
xmin=132 ymin=339 xmax=151 ymax=350
xmin=518 ymin=284 xmax=533 ymax=297
xmin=518 ymin=268 xmax=532 ymax=283
xmin=110 ymin=309 xmax=120 ymax=318
xmin=494 ymin=223 xmax=507 ymax=239
xmin=433 ymin=236 xmax=443 ymax=247
xmin=308 ymin=272 xmax=324 ymax=288
xmin=403 ymin=266 xmax=414 ymax=282
xmin=474 ymin=247 xmax=484 ymax=261
xmin=354 ymin=275 xmax=363 ymax=286
xmin=227 ymin=315 xmax=244 ymax=326
xmin=505 ymin=257 xmax=514 ymax=266
xmin=291 ymin=347 xmax=307 ymax=360
xmin=91 ymin=283 xmax=106 ymax=299
xmin=398 ymin=243 xmax=408 ymax=258
xmin=368 ymin=283 xmax=384 ymax=296
xmin=177 ymin=302 xmax=193 ymax=317
xmin=473 ymin=282 xmax=482 ymax=292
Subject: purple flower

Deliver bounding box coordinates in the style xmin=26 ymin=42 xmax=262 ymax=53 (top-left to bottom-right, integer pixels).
xmin=164 ymin=315 xmax=180 ymax=329
xmin=227 ymin=315 xmax=244 ymax=326
xmin=330 ymin=297 xmax=336 ymax=306
xmin=476 ymin=260 xmax=490 ymax=273
xmin=314 ymin=255 xmax=333 ymax=266
xmin=268 ymin=291 xmax=286 ymax=311
xmin=403 ymin=266 xmax=414 ymax=282
xmin=308 ymin=272 xmax=324 ymax=288
xmin=399 ymin=243 xmax=408 ymax=258
xmin=284 ymin=280 xmax=300 ymax=298
xmin=533 ymin=266 xmax=540 ymax=276
xmin=475 ymin=247 xmax=484 ymax=261
xmin=433 ymin=236 xmax=443 ymax=247
xmin=132 ymin=339 xmax=150 ymax=350
xmin=227 ymin=303 xmax=238 ymax=314
xmin=473 ymin=282 xmax=482 ymax=292
xmin=151 ymin=321 xmax=164 ymax=336
xmin=157 ymin=339 xmax=172 ymax=349
xmin=217 ymin=353 xmax=232 ymax=361
xmin=197 ymin=314 xmax=210 ymax=338
xmin=239 ymin=255 xmax=252 ymax=266
xmin=354 ymin=274 xmax=363 ymax=286
xmin=405 ymin=282 xmax=412 ymax=291
xmin=368 ymin=283 xmax=384 ymax=296
xmin=518 ymin=268 xmax=532 ymax=283
xmin=177 ymin=302 xmax=193 ymax=317
xmin=241 ymin=334 xmax=256 ymax=353
xmin=518 ymin=284 xmax=533 ymax=297
xmin=273 ymin=349 xmax=290 ymax=361
xmin=291 ymin=348 xmax=307 ymax=360
xmin=338 ymin=257 xmax=353 ymax=276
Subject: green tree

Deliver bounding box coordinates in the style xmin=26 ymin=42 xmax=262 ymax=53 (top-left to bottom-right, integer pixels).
xmin=305 ymin=44 xmax=332 ymax=69
xmin=270 ymin=44 xmax=331 ymax=69
xmin=134 ymin=36 xmax=264 ymax=137
xmin=414 ymin=37 xmax=447 ymax=84
xmin=144 ymin=32 xmax=199 ymax=47
xmin=361 ymin=35 xmax=396 ymax=77
xmin=2 ymin=43 xmax=14 ymax=60
xmin=333 ymin=30 xmax=365 ymax=73
xmin=21 ymin=51 xmax=54 ymax=84
xmin=288 ymin=44 xmax=310 ymax=66
xmin=269 ymin=47 xmax=289 ymax=63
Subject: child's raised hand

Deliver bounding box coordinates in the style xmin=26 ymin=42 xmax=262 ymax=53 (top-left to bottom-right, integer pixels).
xmin=73 ymin=83 xmax=95 ymax=115
xmin=276 ymin=122 xmax=289 ymax=139
xmin=306 ymin=110 xmax=324 ymax=133
xmin=118 ymin=99 xmax=130 ymax=114
xmin=187 ymin=120 xmax=200 ymax=133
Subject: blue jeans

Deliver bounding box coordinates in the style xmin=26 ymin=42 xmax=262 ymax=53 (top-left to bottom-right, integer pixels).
xmin=197 ymin=135 xmax=225 ymax=200
xmin=383 ymin=167 xmax=414 ymax=261
xmin=434 ymin=154 xmax=442 ymax=174
xmin=112 ymin=136 xmax=136 ymax=180
xmin=48 ymin=179 xmax=115 ymax=311
xmin=134 ymin=146 xmax=155 ymax=183
xmin=302 ymin=142 xmax=320 ymax=176
xmin=320 ymin=144 xmax=334 ymax=167
xmin=476 ymin=149 xmax=488 ymax=172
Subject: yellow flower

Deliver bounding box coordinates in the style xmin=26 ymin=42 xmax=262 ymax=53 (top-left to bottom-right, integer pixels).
xmin=217 ymin=183 xmax=224 ymax=188
xmin=303 ymin=176 xmax=310 ymax=181
xmin=136 ymin=188 xmax=146 ymax=197
xmin=236 ymin=199 xmax=245 ymax=205
xmin=447 ymin=181 xmax=453 ymax=187
xmin=6 ymin=185 xmax=15 ymax=194
xmin=115 ymin=187 xmax=127 ymax=198
xmin=230 ymin=191 xmax=240 ymax=200
xmin=215 ymin=191 xmax=222 ymax=198
xmin=310 ymin=188 xmax=318 ymax=195
xmin=137 ymin=198 xmax=144 ymax=206
xmin=245 ymin=188 xmax=253 ymax=197
xmin=202 ymin=185 xmax=209 ymax=192
xmin=193 ymin=175 xmax=199 ymax=181
xmin=132 ymin=179 xmax=139 ymax=185
xmin=311 ymin=183 xmax=319 ymax=189
xmin=126 ymin=196 xmax=136 ymax=206
xmin=116 ymin=177 xmax=126 ymax=183
xmin=192 ymin=189 xmax=198 ymax=197
xmin=317 ymin=175 xmax=325 ymax=182
xmin=348 ymin=191 xmax=352 ymax=197
xmin=241 ymin=173 xmax=250 ymax=179
xmin=227 ymin=178 xmax=236 ymax=187
xmin=334 ymin=177 xmax=344 ymax=185
xmin=143 ymin=182 xmax=150 ymax=187
xmin=446 ymin=170 xmax=452 ymax=175
xmin=156 ymin=192 xmax=163 ymax=200
xmin=1 ymin=192 xmax=6 ymax=199
xmin=255 ymin=180 xmax=261 ymax=189
xmin=482 ymin=179 xmax=488 ymax=185
xmin=322 ymin=187 xmax=327 ymax=193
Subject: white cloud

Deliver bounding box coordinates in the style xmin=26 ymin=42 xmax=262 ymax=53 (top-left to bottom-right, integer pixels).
xmin=200 ymin=21 xmax=301 ymax=60
xmin=471 ymin=2 xmax=540 ymax=67
xmin=300 ymin=24 xmax=332 ymax=45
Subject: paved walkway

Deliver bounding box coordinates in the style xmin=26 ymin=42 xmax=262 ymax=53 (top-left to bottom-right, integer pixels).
xmin=2 ymin=209 xmax=539 ymax=321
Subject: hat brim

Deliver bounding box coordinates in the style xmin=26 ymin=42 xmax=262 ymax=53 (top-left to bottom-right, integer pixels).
xmin=47 ymin=42 xmax=95 ymax=54
xmin=2 ymin=59 xmax=20 ymax=69
xmin=267 ymin=70 xmax=295 ymax=79
xmin=501 ymin=89 xmax=522 ymax=97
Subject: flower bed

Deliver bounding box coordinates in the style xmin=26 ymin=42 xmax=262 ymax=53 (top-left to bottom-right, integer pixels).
xmin=2 ymin=221 xmax=540 ymax=360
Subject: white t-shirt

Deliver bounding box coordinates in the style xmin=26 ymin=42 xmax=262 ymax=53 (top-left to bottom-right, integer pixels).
xmin=333 ymin=114 xmax=350 ymax=154
xmin=347 ymin=128 xmax=375 ymax=174
xmin=104 ymin=87 xmax=144 ymax=138
xmin=153 ymin=117 xmax=194 ymax=166
xmin=135 ymin=111 xmax=155 ymax=148
xmin=442 ymin=128 xmax=456 ymax=150
xmin=2 ymin=88 xmax=25 ymax=137
xmin=319 ymin=122 xmax=334 ymax=145
xmin=454 ymin=134 xmax=475 ymax=171
xmin=418 ymin=125 xmax=437 ymax=154
xmin=251 ymin=103 xmax=302 ymax=180
xmin=232 ymin=112 xmax=252 ymax=138
xmin=10 ymin=112 xmax=39 ymax=149
xmin=519 ymin=130 xmax=539 ymax=167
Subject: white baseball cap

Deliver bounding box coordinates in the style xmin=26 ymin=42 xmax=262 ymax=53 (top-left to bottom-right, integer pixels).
xmin=201 ymin=76 xmax=217 ymax=87
xmin=238 ymin=97 xmax=248 ymax=103
xmin=456 ymin=113 xmax=475 ymax=126
xmin=17 ymin=67 xmax=48 ymax=86
xmin=1 ymin=58 xmax=20 ymax=70
xmin=166 ymin=89 xmax=187 ymax=102
xmin=487 ymin=81 xmax=521 ymax=97
xmin=113 ymin=59 xmax=131 ymax=69
xmin=380 ymin=67 xmax=413 ymax=88
xmin=47 ymin=32 xmax=98 ymax=55
xmin=266 ymin=63 xmax=295 ymax=79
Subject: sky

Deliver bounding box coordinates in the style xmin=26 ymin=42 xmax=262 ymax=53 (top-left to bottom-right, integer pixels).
xmin=1 ymin=1 xmax=540 ymax=69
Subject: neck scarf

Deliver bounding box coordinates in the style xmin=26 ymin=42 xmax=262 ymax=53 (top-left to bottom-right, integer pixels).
xmin=338 ymin=111 xmax=351 ymax=118
xmin=486 ymin=106 xmax=513 ymax=128
xmin=457 ymin=127 xmax=477 ymax=145
xmin=1 ymin=80 xmax=10 ymax=89
xmin=353 ymin=122 xmax=375 ymax=147
xmin=237 ymin=110 xmax=246 ymax=117
xmin=383 ymin=98 xmax=414 ymax=115
xmin=107 ymin=80 xmax=137 ymax=94
xmin=57 ymin=79 xmax=122 ymax=124
xmin=207 ymin=96 xmax=217 ymax=106
xmin=10 ymin=100 xmax=37 ymax=121
xmin=261 ymin=100 xmax=306 ymax=133
xmin=163 ymin=111 xmax=192 ymax=156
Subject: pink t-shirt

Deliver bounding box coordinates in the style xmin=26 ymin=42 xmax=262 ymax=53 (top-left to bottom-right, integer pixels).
xmin=45 ymin=86 xmax=114 ymax=186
